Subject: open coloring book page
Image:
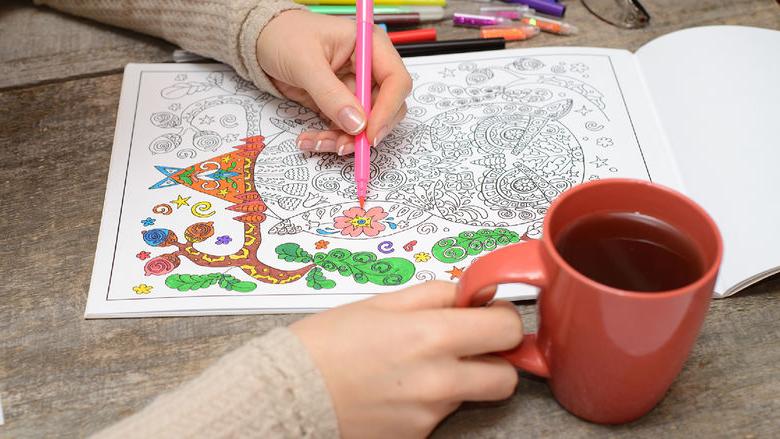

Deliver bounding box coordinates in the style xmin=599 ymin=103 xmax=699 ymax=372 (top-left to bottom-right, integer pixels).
xmin=86 ymin=48 xmax=680 ymax=317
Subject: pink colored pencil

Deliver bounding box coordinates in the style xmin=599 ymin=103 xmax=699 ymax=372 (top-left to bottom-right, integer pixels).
xmin=355 ymin=0 xmax=373 ymax=209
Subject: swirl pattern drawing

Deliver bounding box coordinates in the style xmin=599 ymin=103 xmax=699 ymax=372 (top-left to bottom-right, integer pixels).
xmin=249 ymin=57 xmax=598 ymax=238
xmin=104 ymin=52 xmax=661 ymax=305
xmin=147 ymin=57 xmax=629 ymax=245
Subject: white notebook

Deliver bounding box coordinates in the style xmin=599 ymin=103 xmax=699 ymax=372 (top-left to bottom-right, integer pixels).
xmin=85 ymin=25 xmax=780 ymax=318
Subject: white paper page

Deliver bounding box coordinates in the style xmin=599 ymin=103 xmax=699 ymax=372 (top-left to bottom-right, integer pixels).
xmin=86 ymin=48 xmax=677 ymax=317
xmin=636 ymin=26 xmax=780 ymax=295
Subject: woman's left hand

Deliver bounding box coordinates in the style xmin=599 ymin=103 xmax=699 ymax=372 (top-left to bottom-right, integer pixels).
xmin=257 ymin=10 xmax=412 ymax=155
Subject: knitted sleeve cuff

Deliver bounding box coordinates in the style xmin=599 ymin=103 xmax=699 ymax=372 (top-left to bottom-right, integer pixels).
xmin=237 ymin=0 xmax=306 ymax=98
xmin=93 ymin=327 xmax=339 ymax=438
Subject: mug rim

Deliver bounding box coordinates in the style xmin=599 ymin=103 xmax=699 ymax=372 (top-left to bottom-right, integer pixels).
xmin=541 ymin=178 xmax=724 ymax=299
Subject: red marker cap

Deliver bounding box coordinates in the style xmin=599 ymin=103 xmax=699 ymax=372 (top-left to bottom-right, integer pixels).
xmin=388 ymin=28 xmax=437 ymax=45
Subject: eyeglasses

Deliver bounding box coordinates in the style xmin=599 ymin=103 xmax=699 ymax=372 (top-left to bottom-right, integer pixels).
xmin=581 ymin=0 xmax=651 ymax=29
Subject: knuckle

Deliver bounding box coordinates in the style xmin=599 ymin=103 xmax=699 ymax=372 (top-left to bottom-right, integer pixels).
xmin=399 ymin=72 xmax=413 ymax=95
xmin=312 ymin=82 xmax=344 ymax=102
xmin=396 ymin=102 xmax=408 ymax=119
xmin=420 ymin=370 xmax=458 ymax=401
xmin=420 ymin=318 xmax=450 ymax=351
xmin=427 ymin=279 xmax=455 ymax=292
xmin=411 ymin=408 xmax=441 ymax=433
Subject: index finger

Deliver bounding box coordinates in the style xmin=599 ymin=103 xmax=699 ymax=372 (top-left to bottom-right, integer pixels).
xmin=367 ymin=30 xmax=412 ymax=145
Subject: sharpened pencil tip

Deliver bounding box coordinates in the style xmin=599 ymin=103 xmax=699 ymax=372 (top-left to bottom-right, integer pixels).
xmin=358 ymin=197 xmax=365 ymax=209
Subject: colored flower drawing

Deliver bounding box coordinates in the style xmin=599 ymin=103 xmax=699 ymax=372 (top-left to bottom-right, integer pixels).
xmin=333 ymin=206 xmax=388 ymax=237
xmin=136 ymin=251 xmax=151 ymax=260
xmin=315 ymin=240 xmax=329 ymax=249
xmin=414 ymin=252 xmax=431 ymax=262
xmin=215 ymin=235 xmax=232 ymax=245
xmin=133 ymin=284 xmax=153 ymax=294
xmin=141 ymin=217 xmax=156 ymax=226
xmin=144 ymin=254 xmax=181 ymax=276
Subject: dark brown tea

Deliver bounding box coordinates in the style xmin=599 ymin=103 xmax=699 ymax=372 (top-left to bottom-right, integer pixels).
xmin=554 ymin=212 xmax=705 ymax=292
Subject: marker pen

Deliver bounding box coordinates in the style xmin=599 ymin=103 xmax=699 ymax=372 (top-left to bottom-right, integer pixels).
xmin=499 ymin=0 xmax=565 ymax=17
xmin=479 ymin=5 xmax=534 ymax=20
xmin=388 ymin=28 xmax=437 ymax=44
xmin=480 ymin=24 xmax=539 ymax=41
xmin=453 ymin=13 xmax=510 ymax=28
xmin=372 ymin=13 xmax=422 ymax=25
xmin=297 ymin=0 xmax=445 ymax=5
xmin=308 ymin=5 xmax=445 ymax=20
xmin=521 ymin=14 xmax=577 ymax=35
xmin=354 ymin=0 xmax=373 ymax=207
xmin=395 ymin=38 xmax=505 ymax=57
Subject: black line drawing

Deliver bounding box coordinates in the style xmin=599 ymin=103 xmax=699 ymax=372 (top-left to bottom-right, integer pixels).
xmin=585 ymin=121 xmax=604 ymax=131
xmin=141 ymin=55 xmax=649 ymax=246
xmin=597 ymin=137 xmax=614 ymax=147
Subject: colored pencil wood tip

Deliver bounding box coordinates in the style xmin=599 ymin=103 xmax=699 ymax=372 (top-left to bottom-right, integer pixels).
xmin=359 ymin=196 xmax=366 ymax=209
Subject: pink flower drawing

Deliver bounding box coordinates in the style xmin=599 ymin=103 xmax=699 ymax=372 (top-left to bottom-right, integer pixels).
xmin=333 ymin=206 xmax=388 ymax=237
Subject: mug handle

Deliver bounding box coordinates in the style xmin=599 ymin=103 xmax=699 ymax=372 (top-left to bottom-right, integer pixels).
xmin=455 ymin=240 xmax=551 ymax=378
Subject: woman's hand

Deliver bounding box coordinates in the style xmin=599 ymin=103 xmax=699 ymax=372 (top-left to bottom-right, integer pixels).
xmin=290 ymin=281 xmax=523 ymax=438
xmin=257 ymin=10 xmax=412 ymax=155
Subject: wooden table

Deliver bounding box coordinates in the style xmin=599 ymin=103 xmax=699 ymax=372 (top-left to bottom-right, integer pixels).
xmin=1 ymin=0 xmax=778 ymax=437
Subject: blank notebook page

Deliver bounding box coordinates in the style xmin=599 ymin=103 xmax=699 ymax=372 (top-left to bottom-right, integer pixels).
xmin=636 ymin=26 xmax=780 ymax=295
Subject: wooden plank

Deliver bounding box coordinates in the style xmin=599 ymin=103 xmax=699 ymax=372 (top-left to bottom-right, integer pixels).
xmin=0 ymin=74 xmax=298 ymax=437
xmin=1 ymin=0 xmax=777 ymax=90
xmin=0 ymin=0 xmax=778 ymax=436
xmin=431 ymin=0 xmax=780 ymax=50
xmin=0 ymin=0 xmax=174 ymax=89
xmin=1 ymin=71 xmax=778 ymax=438
xmin=434 ymin=282 xmax=780 ymax=438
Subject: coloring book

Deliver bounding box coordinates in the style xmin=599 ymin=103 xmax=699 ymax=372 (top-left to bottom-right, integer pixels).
xmin=85 ymin=26 xmax=780 ymax=317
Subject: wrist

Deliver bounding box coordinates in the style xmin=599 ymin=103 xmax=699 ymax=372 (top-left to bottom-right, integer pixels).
xmin=245 ymin=5 xmax=307 ymax=97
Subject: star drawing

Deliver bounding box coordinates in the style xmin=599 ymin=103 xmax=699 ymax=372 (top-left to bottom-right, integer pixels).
xmin=171 ymin=195 xmax=191 ymax=208
xmin=589 ymin=156 xmax=608 ymax=168
xmin=438 ymin=67 xmax=456 ymax=78
xmin=575 ymin=105 xmax=592 ymax=116
xmin=445 ymin=266 xmax=465 ymax=280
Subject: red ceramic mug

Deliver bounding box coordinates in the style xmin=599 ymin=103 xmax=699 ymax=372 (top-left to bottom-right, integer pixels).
xmin=456 ymin=179 xmax=722 ymax=424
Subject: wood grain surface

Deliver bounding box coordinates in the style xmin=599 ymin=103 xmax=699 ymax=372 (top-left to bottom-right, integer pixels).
xmin=0 ymin=0 xmax=174 ymax=90
xmin=0 ymin=0 xmax=778 ymax=437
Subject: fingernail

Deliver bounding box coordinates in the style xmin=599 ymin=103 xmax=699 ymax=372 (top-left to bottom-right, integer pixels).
xmin=298 ymin=139 xmax=315 ymax=150
xmin=373 ymin=126 xmax=388 ymax=147
xmin=338 ymin=143 xmax=353 ymax=156
xmin=315 ymin=139 xmax=336 ymax=152
xmin=337 ymin=106 xmax=366 ymax=135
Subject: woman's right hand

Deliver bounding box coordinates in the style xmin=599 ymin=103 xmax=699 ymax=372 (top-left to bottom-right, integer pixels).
xmin=290 ymin=280 xmax=523 ymax=438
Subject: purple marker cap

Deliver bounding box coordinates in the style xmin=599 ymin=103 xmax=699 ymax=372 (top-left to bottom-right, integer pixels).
xmin=500 ymin=0 xmax=565 ymax=17
xmin=453 ymin=13 xmax=509 ymax=28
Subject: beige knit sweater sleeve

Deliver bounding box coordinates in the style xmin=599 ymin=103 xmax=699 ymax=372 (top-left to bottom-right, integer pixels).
xmin=33 ymin=2 xmax=339 ymax=436
xmin=34 ymin=0 xmax=307 ymax=97
xmin=93 ymin=328 xmax=339 ymax=438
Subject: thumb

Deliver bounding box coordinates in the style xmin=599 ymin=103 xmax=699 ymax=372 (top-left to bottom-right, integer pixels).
xmin=298 ymin=59 xmax=366 ymax=135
